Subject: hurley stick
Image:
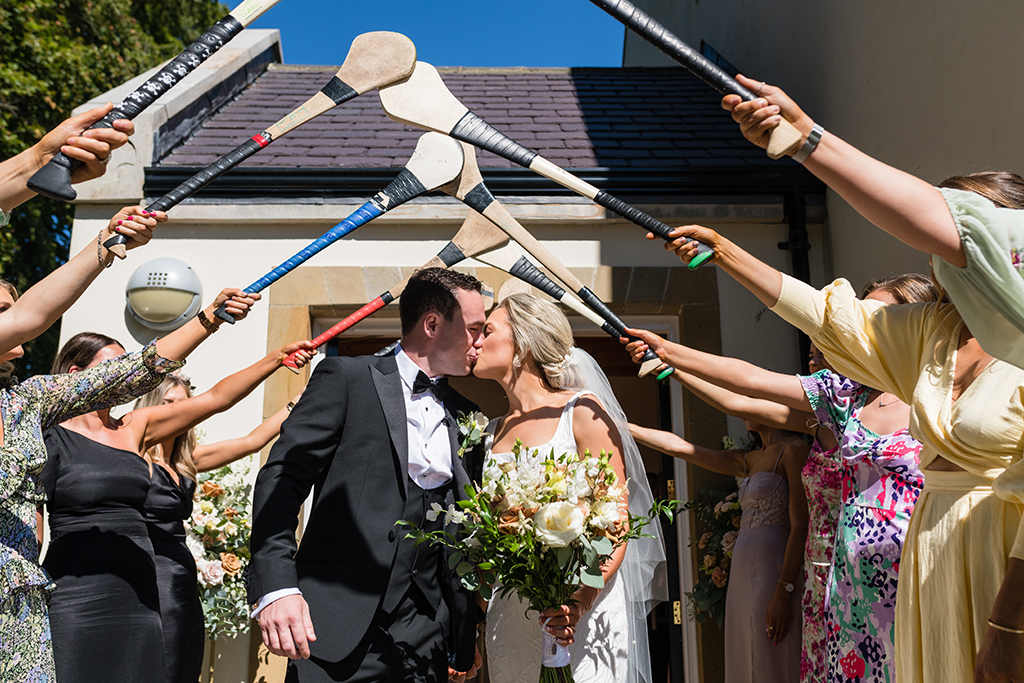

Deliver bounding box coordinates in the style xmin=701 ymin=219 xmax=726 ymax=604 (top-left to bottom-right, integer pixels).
xmin=586 ymin=0 xmax=802 ymax=159
xmin=215 ymin=132 xmax=464 ymax=323
xmin=100 ymin=32 xmax=416 ymax=257
xmin=379 ymin=62 xmax=715 ymax=269
xmin=27 ymin=0 xmax=283 ymax=203
xmin=440 ymin=141 xmax=671 ymax=378
xmin=280 ymin=210 xmax=509 ymax=370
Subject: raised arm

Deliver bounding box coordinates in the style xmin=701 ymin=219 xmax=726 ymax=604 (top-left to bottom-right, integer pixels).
xmin=192 ymin=391 xmax=305 ymax=473
xmin=721 ymin=75 xmax=964 ymax=267
xmin=0 ymin=103 xmax=135 ymax=212
xmin=623 ymin=327 xmax=811 ymax=411
xmin=675 ymin=368 xmax=815 ymax=434
xmin=152 ymin=288 xmax=259 ymax=362
xmin=134 ymin=344 xmax=314 ymax=452
xmin=628 ymin=423 xmax=745 ymax=478
xmin=0 ymin=206 xmax=161 ymax=356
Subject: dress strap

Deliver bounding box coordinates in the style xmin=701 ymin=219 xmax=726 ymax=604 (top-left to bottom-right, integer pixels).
xmin=562 ymin=391 xmax=595 ymax=439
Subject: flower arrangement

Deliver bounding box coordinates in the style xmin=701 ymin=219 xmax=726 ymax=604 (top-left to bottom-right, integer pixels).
xmin=456 ymin=410 xmax=487 ymax=457
xmin=681 ymin=483 xmax=741 ymax=627
xmin=187 ymin=454 xmax=255 ymax=640
xmin=405 ymin=439 xmax=675 ymax=683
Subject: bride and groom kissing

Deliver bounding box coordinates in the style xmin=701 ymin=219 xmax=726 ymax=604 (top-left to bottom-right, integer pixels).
xmin=246 ymin=267 xmax=663 ymax=683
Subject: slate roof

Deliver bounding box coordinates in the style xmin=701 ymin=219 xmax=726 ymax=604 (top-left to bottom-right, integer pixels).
xmin=158 ymin=64 xmax=781 ymax=171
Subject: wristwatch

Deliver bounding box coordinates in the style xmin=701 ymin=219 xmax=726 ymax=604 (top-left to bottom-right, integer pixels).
xmin=778 ymin=580 xmax=795 ymax=593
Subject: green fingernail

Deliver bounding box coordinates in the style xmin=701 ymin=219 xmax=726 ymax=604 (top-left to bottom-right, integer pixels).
xmin=657 ymin=368 xmax=674 ymax=381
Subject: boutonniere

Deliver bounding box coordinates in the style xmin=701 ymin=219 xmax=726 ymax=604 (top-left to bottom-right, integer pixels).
xmin=456 ymin=411 xmax=488 ymax=458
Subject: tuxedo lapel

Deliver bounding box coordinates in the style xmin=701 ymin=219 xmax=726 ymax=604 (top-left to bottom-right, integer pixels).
xmin=370 ymin=358 xmax=409 ymax=501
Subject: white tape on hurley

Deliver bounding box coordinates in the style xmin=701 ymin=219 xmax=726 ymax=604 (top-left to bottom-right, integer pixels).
xmin=541 ymin=627 xmax=571 ymax=668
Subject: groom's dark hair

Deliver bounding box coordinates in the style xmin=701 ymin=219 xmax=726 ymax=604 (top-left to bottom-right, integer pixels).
xmin=400 ymin=267 xmax=483 ymax=335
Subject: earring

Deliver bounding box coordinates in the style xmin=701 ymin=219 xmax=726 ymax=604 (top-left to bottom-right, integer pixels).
xmin=513 ymin=354 xmax=522 ymax=370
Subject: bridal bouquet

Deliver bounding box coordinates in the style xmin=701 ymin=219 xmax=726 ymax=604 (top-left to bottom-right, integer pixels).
xmin=187 ymin=454 xmax=255 ymax=639
xmin=403 ymin=439 xmax=675 ymax=683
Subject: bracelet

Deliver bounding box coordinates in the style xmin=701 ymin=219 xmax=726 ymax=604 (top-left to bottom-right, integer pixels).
xmin=196 ymin=309 xmax=220 ymax=334
xmin=96 ymin=230 xmax=112 ymax=269
xmin=988 ymin=619 xmax=1024 ymax=635
xmin=791 ymin=123 xmax=824 ymax=164
xmin=286 ymin=401 xmax=295 ymax=412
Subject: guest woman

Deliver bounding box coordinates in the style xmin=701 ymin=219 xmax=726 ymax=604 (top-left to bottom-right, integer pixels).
xmin=627 ymin=274 xmax=937 ymax=683
xmin=0 ymin=277 xmax=258 ymax=681
xmin=134 ymin=372 xmax=307 ymax=683
xmin=630 ymin=419 xmax=808 ymax=683
xmin=660 ymin=218 xmax=1024 ymax=683
xmin=40 ymin=333 xmax=312 ymax=683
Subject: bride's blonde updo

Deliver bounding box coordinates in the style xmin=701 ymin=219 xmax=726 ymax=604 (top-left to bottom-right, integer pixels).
xmin=498 ymin=292 xmax=581 ymax=389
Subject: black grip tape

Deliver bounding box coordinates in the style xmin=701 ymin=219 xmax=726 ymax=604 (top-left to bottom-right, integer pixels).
xmin=436 ymin=241 xmax=467 ymax=268
xmin=380 ymin=291 xmax=395 ymax=305
xmin=149 ymin=137 xmax=265 ymax=212
xmin=451 ymin=112 xmax=538 ymax=168
xmin=320 ymin=76 xmax=358 ymax=105
xmin=373 ymin=168 xmax=428 ymax=209
xmin=26 ymin=15 xmax=244 ymax=202
xmin=593 ymin=191 xmax=673 ymax=239
xmin=594 ymin=190 xmax=714 ymax=266
xmin=576 ymin=286 xmax=660 ymax=366
xmin=509 ymin=257 xmax=566 ymax=299
xmin=587 ymin=0 xmax=752 ymax=100
xmin=461 ymin=183 xmax=497 ymax=214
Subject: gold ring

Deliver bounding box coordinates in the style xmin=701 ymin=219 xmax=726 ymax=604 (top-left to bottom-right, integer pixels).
xmin=98 ymin=156 xmax=110 ymax=165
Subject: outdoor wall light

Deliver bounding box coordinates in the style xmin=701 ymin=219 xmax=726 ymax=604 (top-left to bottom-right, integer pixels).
xmin=125 ymin=258 xmax=203 ymax=331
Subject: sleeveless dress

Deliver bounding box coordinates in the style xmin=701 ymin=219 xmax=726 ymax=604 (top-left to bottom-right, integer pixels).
xmin=40 ymin=426 xmax=166 ymax=682
xmin=799 ymin=439 xmax=841 ymax=683
xmin=725 ymin=451 xmax=802 ymax=683
xmin=800 ymin=370 xmax=924 ymax=683
xmin=485 ymin=392 xmax=629 ymax=683
xmin=146 ymin=465 xmax=205 ymax=683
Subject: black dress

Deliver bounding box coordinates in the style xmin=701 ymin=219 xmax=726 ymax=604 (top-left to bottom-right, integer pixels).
xmin=145 ymin=465 xmax=205 ymax=683
xmin=41 ymin=426 xmax=165 ymax=682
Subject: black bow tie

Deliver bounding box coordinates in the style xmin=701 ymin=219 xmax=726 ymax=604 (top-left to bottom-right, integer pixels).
xmin=412 ymin=371 xmax=448 ymax=401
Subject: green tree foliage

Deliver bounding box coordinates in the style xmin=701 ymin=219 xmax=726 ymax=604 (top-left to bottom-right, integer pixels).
xmin=0 ymin=0 xmax=227 ymax=374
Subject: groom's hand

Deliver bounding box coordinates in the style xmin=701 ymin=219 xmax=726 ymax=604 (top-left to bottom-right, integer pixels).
xmin=448 ymin=646 xmax=482 ymax=682
xmin=260 ymin=594 xmax=317 ymax=659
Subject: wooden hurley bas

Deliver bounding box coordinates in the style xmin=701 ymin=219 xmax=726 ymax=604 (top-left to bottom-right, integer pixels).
xmin=101 ymin=31 xmax=416 ymax=257
xmin=380 ymin=62 xmax=717 ymax=270
xmin=27 ymin=0 xmax=284 ymax=204
xmin=281 ymin=211 xmax=509 ymax=370
xmin=215 ymin=133 xmax=465 ymax=323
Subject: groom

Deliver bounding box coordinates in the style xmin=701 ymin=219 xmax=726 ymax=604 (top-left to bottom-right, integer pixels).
xmin=247 ymin=268 xmax=487 ymax=682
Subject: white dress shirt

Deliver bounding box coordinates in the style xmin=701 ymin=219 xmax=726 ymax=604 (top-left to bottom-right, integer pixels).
xmin=253 ymin=345 xmax=454 ymax=618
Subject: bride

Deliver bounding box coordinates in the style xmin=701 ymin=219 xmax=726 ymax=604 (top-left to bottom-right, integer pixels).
xmin=472 ymin=292 xmax=666 ymax=683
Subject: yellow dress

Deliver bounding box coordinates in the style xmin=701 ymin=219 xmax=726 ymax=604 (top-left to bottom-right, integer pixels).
xmin=770 ymin=273 xmax=1024 ymax=683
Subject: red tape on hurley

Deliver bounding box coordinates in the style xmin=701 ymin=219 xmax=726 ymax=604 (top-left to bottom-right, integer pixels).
xmin=251 ymin=131 xmax=273 ymax=148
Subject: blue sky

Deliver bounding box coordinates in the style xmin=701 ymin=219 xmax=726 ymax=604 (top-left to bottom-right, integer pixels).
xmin=247 ymin=0 xmax=625 ymax=67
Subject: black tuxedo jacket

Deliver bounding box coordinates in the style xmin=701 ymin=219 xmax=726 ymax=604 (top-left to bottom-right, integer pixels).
xmin=246 ymin=353 xmax=483 ymax=669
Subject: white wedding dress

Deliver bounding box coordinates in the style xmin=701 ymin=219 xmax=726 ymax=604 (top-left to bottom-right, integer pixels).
xmin=484 ymin=392 xmax=629 ymax=683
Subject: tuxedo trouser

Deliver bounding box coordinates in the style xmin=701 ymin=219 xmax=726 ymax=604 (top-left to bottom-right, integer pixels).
xmin=286 ymin=581 xmax=449 ymax=683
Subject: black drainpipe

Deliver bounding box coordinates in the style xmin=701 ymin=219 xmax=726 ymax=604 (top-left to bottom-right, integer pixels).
xmin=780 ymin=188 xmax=812 ymax=366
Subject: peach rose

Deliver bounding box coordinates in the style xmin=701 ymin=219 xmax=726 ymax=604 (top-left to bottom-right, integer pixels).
xmin=223 ymin=507 xmax=238 ymax=519
xmin=200 ymin=481 xmax=225 ymax=498
xmin=711 ymin=566 xmax=728 ymax=588
xmin=220 ymin=552 xmax=242 ymax=576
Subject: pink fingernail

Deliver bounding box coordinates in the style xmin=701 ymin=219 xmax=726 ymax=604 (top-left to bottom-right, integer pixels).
xmin=117 ymin=220 xmax=122 ymax=225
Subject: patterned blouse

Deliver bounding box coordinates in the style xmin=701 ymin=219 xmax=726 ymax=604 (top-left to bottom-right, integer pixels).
xmin=0 ymin=343 xmax=183 ymax=599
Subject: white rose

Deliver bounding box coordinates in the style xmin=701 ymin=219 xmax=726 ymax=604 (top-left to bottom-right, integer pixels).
xmin=199 ymin=558 xmax=225 ymax=587
xmin=185 ymin=531 xmax=205 ymax=562
xmin=590 ymin=501 xmax=622 ymax=530
xmin=533 ymin=502 xmax=585 ymax=548
xmin=721 ymin=530 xmax=739 ymax=553
xmin=224 ymin=522 xmax=238 ymax=537
xmin=425 ymin=502 xmax=444 ymax=522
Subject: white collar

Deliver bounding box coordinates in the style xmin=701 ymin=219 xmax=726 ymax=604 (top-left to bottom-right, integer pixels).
xmin=394 ymin=344 xmax=442 ymax=390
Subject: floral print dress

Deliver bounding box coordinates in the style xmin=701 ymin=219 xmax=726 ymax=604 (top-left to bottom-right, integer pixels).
xmin=0 ymin=343 xmax=183 ymax=682
xmin=799 ymin=438 xmax=841 ymax=683
xmin=800 ymin=370 xmax=924 ymax=683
